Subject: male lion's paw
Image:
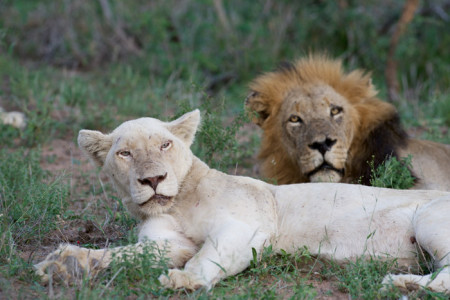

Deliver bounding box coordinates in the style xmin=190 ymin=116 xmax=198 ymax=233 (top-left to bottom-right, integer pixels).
xmin=159 ymin=269 xmax=208 ymax=290
xmin=34 ymin=244 xmax=104 ymax=284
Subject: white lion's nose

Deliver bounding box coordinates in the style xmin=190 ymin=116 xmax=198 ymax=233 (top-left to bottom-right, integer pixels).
xmin=138 ymin=173 xmax=167 ymax=191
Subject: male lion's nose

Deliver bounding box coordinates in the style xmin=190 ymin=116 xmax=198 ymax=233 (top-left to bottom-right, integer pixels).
xmin=308 ymin=138 xmax=337 ymax=155
xmin=138 ymin=173 xmax=167 ymax=191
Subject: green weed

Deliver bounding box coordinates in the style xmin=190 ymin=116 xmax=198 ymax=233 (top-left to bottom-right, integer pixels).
xmin=397 ymin=91 xmax=450 ymax=144
xmin=174 ymin=90 xmax=251 ymax=171
xmin=210 ymin=246 xmax=317 ymax=299
xmin=0 ymin=148 xmax=68 ymax=278
xmin=324 ymin=256 xmax=400 ymax=299
xmin=100 ymin=242 xmax=171 ymax=298
xmin=369 ymin=155 xmax=415 ymax=189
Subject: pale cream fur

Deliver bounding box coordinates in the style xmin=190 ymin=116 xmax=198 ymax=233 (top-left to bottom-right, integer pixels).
xmin=35 ymin=110 xmax=450 ymax=293
xmin=0 ymin=106 xmax=26 ymax=129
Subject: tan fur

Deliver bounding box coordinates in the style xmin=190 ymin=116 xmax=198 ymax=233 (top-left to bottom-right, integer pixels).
xmin=35 ymin=110 xmax=450 ymax=293
xmin=246 ymin=55 xmax=450 ymax=190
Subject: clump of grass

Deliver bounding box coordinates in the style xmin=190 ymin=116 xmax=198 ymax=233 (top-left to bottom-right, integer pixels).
xmin=369 ymin=155 xmax=415 ymax=189
xmin=100 ymin=242 xmax=171 ymax=298
xmin=174 ymin=91 xmax=250 ymax=171
xmin=324 ymin=256 xmax=400 ymax=299
xmin=211 ymin=246 xmax=317 ymax=299
xmin=434 ymin=94 xmax=450 ymax=127
xmin=0 ymin=124 xmax=22 ymax=147
xmin=0 ymin=148 xmax=68 ymax=277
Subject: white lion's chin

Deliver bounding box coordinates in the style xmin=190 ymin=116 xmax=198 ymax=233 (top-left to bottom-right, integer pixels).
xmin=309 ymin=170 xmax=342 ymax=183
xmin=138 ymin=197 xmax=174 ymax=216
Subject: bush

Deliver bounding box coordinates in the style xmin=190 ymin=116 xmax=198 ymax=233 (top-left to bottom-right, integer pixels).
xmin=174 ymin=91 xmax=250 ymax=171
xmin=369 ymin=155 xmax=415 ymax=189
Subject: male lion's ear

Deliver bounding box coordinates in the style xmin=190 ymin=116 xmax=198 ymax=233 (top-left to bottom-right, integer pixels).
xmin=167 ymin=109 xmax=201 ymax=147
xmin=244 ymin=91 xmax=270 ymax=127
xmin=78 ymin=130 xmax=113 ymax=167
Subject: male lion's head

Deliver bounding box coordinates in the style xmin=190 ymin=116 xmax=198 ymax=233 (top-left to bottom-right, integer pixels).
xmin=245 ymin=55 xmax=408 ymax=185
xmin=78 ymin=110 xmax=200 ymax=219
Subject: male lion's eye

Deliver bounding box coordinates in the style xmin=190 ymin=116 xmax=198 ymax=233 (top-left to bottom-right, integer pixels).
xmin=161 ymin=140 xmax=172 ymax=151
xmin=289 ymin=115 xmax=303 ymax=123
xmin=330 ymin=106 xmax=343 ymax=116
xmin=118 ymin=150 xmax=131 ymax=157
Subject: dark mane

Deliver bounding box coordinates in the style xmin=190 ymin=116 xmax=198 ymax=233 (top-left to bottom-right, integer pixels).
xmin=275 ymin=61 xmax=296 ymax=73
xmin=351 ymin=113 xmax=417 ymax=185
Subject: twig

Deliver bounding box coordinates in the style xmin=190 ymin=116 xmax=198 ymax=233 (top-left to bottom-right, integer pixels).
xmin=385 ymin=0 xmax=419 ymax=103
xmin=48 ymin=266 xmax=54 ymax=299
xmin=272 ymin=6 xmax=294 ymax=57
xmin=213 ymin=0 xmax=233 ymax=37
xmin=99 ymin=266 xmax=124 ymax=297
xmin=64 ymin=0 xmax=85 ymax=66
xmin=97 ymin=0 xmax=142 ymax=56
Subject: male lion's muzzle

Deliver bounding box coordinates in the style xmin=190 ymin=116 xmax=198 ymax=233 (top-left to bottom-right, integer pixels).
xmin=308 ymin=137 xmax=336 ymax=155
xmin=306 ymin=162 xmax=344 ymax=179
xmin=303 ymin=131 xmax=345 ymax=181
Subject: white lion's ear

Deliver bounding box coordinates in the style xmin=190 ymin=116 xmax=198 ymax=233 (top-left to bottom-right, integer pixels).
xmin=78 ymin=130 xmax=113 ymax=167
xmin=167 ymin=109 xmax=201 ymax=147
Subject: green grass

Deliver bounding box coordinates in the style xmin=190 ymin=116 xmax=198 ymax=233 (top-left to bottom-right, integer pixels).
xmin=369 ymin=155 xmax=416 ymax=189
xmin=0 ymin=147 xmax=68 ymax=288
xmin=101 ymin=242 xmax=171 ymax=298
xmin=174 ymin=91 xmax=253 ymax=170
xmin=0 ymin=0 xmax=449 ymax=298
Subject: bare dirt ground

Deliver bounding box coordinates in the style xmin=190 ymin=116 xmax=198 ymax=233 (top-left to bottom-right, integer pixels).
xmin=32 ymin=139 xmax=125 ymax=259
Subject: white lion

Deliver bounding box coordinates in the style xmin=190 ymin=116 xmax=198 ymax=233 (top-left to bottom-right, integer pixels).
xmin=35 ymin=110 xmax=450 ymax=293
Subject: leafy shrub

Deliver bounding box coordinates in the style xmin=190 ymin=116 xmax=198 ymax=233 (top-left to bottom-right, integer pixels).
xmin=174 ymin=92 xmax=249 ymax=171
xmin=369 ymin=155 xmax=415 ymax=189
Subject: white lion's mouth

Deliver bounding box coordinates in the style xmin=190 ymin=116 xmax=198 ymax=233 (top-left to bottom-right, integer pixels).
xmin=139 ymin=194 xmax=172 ymax=207
xmin=306 ymin=162 xmax=344 ymax=178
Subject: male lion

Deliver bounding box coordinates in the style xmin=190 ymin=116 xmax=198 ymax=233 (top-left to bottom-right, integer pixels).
xmin=35 ymin=110 xmax=450 ymax=293
xmin=245 ymin=55 xmax=450 ymax=190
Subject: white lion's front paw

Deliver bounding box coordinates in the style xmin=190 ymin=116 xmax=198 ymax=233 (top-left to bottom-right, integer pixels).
xmin=382 ymin=274 xmax=420 ymax=292
xmin=381 ymin=273 xmax=450 ymax=293
xmin=34 ymin=244 xmax=106 ymax=284
xmin=159 ymin=269 xmax=207 ymax=290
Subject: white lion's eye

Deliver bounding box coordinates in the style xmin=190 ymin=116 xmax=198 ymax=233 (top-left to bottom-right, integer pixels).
xmin=161 ymin=140 xmax=172 ymax=151
xmin=118 ymin=150 xmax=132 ymax=158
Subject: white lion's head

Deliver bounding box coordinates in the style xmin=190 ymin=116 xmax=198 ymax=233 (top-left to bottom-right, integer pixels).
xmin=78 ymin=110 xmax=200 ymax=219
